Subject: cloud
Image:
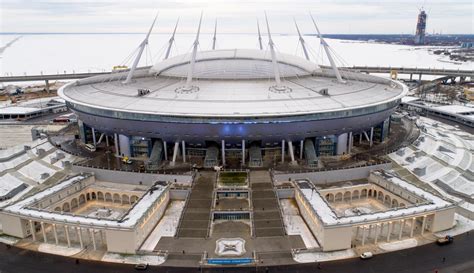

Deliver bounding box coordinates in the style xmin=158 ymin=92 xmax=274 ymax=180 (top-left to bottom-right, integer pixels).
xmin=1 ymin=0 xmax=472 ymax=34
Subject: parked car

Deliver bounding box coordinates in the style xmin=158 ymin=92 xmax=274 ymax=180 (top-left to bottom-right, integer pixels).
xmin=134 ymin=263 xmax=148 ymax=270
xmin=436 ymin=235 xmax=454 ymax=245
xmin=360 ymin=252 xmax=373 ymax=260
xmin=84 ymin=144 xmax=96 ymax=152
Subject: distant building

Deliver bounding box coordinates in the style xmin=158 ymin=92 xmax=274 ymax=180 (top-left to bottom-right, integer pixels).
xmin=414 ymin=9 xmax=427 ymax=45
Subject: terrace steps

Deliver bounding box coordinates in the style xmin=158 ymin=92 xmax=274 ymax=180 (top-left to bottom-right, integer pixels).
xmin=250 ymin=170 xmax=285 ymax=237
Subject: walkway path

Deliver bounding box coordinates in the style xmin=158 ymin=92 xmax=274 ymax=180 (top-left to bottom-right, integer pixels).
xmin=176 ymin=172 xmax=214 ymax=238
xmin=250 ymin=171 xmax=285 ymax=237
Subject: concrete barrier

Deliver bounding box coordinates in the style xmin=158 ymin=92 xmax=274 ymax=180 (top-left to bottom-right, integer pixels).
xmin=71 ymin=165 xmax=193 ymax=186
xmin=273 ymin=163 xmax=391 ymax=184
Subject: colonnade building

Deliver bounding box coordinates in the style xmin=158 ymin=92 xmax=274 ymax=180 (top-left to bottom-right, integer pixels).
xmin=294 ymin=170 xmax=456 ymax=251
xmin=0 ymin=174 xmax=170 ymax=254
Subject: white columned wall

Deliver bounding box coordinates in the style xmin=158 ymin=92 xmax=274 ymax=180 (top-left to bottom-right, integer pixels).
xmin=90 ymin=229 xmax=97 ymax=250
xmin=53 ymin=224 xmax=58 ymax=245
xmin=299 ymin=140 xmax=304 ymax=160
xmin=163 ymin=141 xmax=168 ymax=161
xmin=171 ymin=141 xmax=179 ymax=165
xmin=387 ymin=222 xmax=392 ymax=241
xmin=369 ymin=127 xmax=374 ymax=147
xmin=337 ymin=133 xmax=348 ymax=155
xmin=361 ymin=226 xmax=367 ymax=246
xmin=348 ymin=132 xmax=353 ymax=153
xmin=92 ymin=128 xmax=97 ymax=146
xmin=77 ymin=227 xmax=84 ymax=248
xmin=410 ymin=218 xmax=416 ymax=237
xmin=221 ymin=140 xmax=226 ymax=166
xmin=181 ymin=140 xmax=186 ymax=163
xmin=281 ymin=139 xmax=285 ymax=163
xmin=41 ymin=222 xmax=47 ymax=243
xmin=374 ymin=224 xmax=379 ymax=244
xmin=421 ymin=215 xmax=427 ymax=235
xmin=399 ymin=220 xmax=404 ymax=240
xmin=29 ymin=220 xmax=36 ymax=241
xmin=114 ymin=133 xmax=119 ymax=156
xmin=118 ymin=134 xmax=131 ymax=157
xmin=288 ymin=140 xmax=296 ymax=165
xmin=65 ymin=225 xmax=71 ymax=247
xmin=242 ymin=140 xmax=245 ymax=165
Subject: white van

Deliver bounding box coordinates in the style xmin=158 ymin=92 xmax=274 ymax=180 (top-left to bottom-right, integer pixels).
xmin=84 ymin=144 xmax=96 ymax=152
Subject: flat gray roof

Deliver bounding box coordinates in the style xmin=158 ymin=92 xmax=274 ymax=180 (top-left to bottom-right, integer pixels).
xmin=60 ymin=49 xmax=407 ymax=118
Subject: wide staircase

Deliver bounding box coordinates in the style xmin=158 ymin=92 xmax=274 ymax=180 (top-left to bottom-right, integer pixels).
xmin=250 ymin=171 xmax=285 ymax=237
xmin=176 ymin=172 xmax=214 ymax=238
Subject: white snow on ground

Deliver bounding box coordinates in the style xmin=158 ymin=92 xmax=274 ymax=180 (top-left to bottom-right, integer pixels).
xmin=140 ymin=200 xmax=185 ymax=252
xmin=0 ymin=185 xmax=32 ymax=208
xmin=17 ymin=160 xmax=56 ymax=183
xmin=435 ymin=214 xmax=474 ymax=238
xmin=102 ymin=253 xmax=166 ymax=265
xmin=41 ymin=151 xmax=77 ymax=168
xmin=0 ymin=235 xmax=20 ymax=245
xmin=0 ymin=173 xmax=25 ymax=196
xmin=280 ymin=199 xmax=319 ymax=249
xmin=378 ymin=238 xmax=417 ymax=251
xmin=390 ymin=116 xmax=474 ymax=201
xmin=293 ymin=249 xmax=356 ymax=263
xmin=0 ymin=153 xmax=31 ymax=173
xmin=38 ymin=243 xmax=82 ymax=256
xmin=31 ymin=141 xmax=55 ymax=155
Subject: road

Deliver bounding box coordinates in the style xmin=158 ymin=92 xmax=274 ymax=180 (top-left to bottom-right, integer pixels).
xmin=0 ymin=233 xmax=473 ymax=273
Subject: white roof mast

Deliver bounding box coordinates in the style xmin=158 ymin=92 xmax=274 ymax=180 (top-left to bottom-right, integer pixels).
xmin=264 ymin=12 xmax=282 ymax=88
xmin=257 ymin=19 xmax=263 ymax=50
xmin=212 ymin=19 xmax=217 ymax=50
xmin=183 ymin=12 xmax=203 ymax=91
xmin=309 ymin=13 xmax=345 ymax=83
xmin=294 ymin=18 xmax=310 ymax=61
xmin=123 ymin=13 xmax=158 ymax=84
xmin=164 ymin=18 xmax=179 ymax=60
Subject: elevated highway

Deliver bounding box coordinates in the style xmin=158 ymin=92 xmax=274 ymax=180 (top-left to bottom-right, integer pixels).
xmin=1 ymin=66 xmax=472 ymax=84
xmin=347 ymin=66 xmax=473 ymax=81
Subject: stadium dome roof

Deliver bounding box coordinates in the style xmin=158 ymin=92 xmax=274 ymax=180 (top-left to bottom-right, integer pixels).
xmin=150 ymin=49 xmax=321 ymax=79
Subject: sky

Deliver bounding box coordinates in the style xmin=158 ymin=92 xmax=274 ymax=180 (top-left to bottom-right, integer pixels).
xmin=0 ymin=0 xmax=473 ymax=34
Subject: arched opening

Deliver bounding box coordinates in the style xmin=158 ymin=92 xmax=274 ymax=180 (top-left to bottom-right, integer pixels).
xmin=130 ymin=195 xmax=139 ymax=204
xmin=79 ymin=194 xmax=86 ymax=205
xmin=392 ymin=199 xmax=399 ymax=208
xmin=86 ymin=193 xmax=91 ymax=201
xmin=54 ymin=207 xmax=61 ymax=212
xmin=91 ymin=192 xmax=97 ymax=200
xmin=368 ymin=189 xmax=373 ymax=197
xmin=360 ymin=189 xmax=368 ymax=198
xmin=352 ymin=190 xmax=360 ymax=200
xmin=400 ymin=203 xmax=406 ymax=208
xmin=105 ymin=193 xmax=112 ymax=202
xmin=122 ymin=194 xmax=130 ymax=204
xmin=62 ymin=202 xmax=70 ymax=212
xmin=378 ymin=191 xmax=384 ymax=201
xmin=97 ymin=191 xmax=104 ymax=201
xmin=113 ymin=193 xmax=121 ymax=204
xmin=335 ymin=192 xmax=343 ymax=202
xmin=71 ymin=198 xmax=78 ymax=209
xmin=343 ymin=191 xmax=351 ymax=201
xmin=384 ymin=195 xmax=391 ymax=206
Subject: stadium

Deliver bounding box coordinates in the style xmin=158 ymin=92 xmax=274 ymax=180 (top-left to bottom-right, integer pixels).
xmin=58 ymin=16 xmax=408 ymax=169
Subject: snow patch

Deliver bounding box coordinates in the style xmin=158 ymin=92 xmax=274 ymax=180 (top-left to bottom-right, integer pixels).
xmin=378 ymin=238 xmax=417 ymax=251
xmin=38 ymin=243 xmax=82 ymax=256
xmin=102 ymin=253 xmax=166 ymax=265
xmin=293 ymin=249 xmax=356 ymax=263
